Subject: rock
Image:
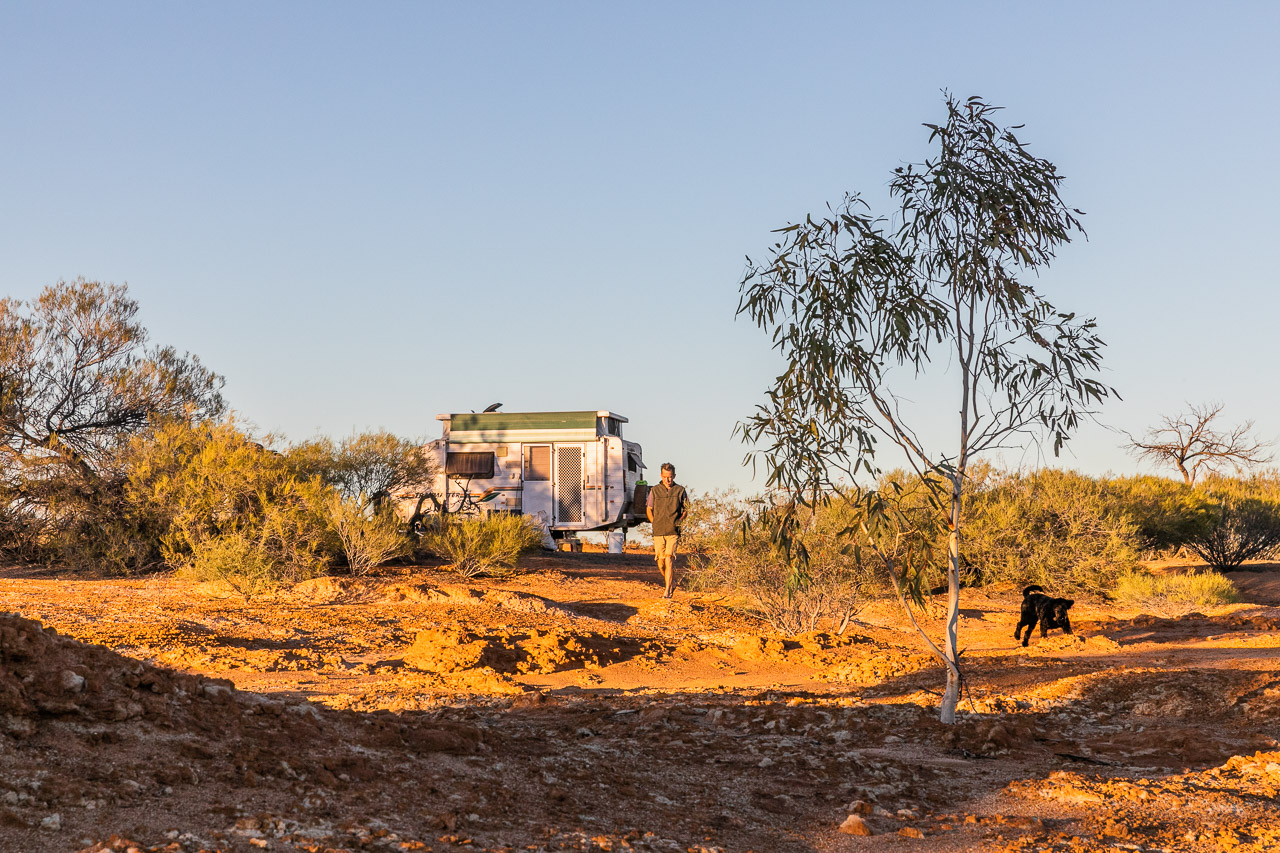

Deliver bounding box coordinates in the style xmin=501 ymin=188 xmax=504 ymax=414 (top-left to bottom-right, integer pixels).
xmin=41 ymin=813 xmax=61 ymax=831
xmin=898 ymin=826 xmax=924 ymax=838
xmin=847 ymin=799 xmax=873 ymax=815
xmin=202 ymin=682 xmax=233 ymax=699
xmin=287 ymin=702 xmax=323 ymax=721
xmin=984 ymin=723 xmax=1012 ymax=749
xmin=839 ymin=815 xmax=873 ymax=836
xmin=60 ymin=670 xmax=85 ymax=692
xmin=1102 ymin=819 xmax=1130 ymax=838
xmin=733 ymin=635 xmax=786 ymax=661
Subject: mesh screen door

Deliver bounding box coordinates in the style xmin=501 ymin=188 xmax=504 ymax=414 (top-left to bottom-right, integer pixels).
xmin=554 ymin=446 xmax=583 ymax=523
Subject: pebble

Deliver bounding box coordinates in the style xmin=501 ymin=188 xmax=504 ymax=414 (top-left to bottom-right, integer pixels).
xmin=839 ymin=815 xmax=873 ymax=836
xmin=41 ymin=813 xmax=61 ymax=831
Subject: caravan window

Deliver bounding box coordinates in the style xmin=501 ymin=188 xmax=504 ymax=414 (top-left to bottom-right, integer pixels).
xmin=525 ymin=445 xmax=551 ymax=481
xmin=446 ymin=451 xmax=495 ymax=479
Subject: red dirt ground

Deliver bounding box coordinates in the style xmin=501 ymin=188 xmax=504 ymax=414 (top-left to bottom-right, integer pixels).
xmin=1 ymin=553 xmax=1278 ymax=852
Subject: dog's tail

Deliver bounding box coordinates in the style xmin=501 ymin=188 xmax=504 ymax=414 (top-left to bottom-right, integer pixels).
xmin=1023 ymin=584 xmax=1045 ymax=597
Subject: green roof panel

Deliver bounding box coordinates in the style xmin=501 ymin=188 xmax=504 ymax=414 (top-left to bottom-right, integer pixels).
xmin=449 ymin=411 xmax=599 ymax=433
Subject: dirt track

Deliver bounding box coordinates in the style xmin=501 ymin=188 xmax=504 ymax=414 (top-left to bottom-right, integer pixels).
xmin=1 ymin=553 xmax=1279 ymax=852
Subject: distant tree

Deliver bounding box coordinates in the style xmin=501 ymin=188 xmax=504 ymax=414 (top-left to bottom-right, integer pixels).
xmin=737 ymin=94 xmax=1113 ymax=723
xmin=0 ymin=279 xmax=224 ymax=565
xmin=1128 ymin=403 xmax=1272 ymax=486
xmin=289 ymin=431 xmax=437 ymax=513
xmin=0 ymin=278 xmax=224 ymax=482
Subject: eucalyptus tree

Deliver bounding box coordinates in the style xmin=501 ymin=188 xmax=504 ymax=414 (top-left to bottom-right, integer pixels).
xmin=0 ymin=278 xmax=224 ymax=482
xmin=737 ymin=95 xmax=1114 ymax=723
xmin=0 ymin=278 xmax=224 ymax=562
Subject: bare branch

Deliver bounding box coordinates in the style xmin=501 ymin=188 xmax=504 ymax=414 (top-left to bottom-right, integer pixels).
xmin=1127 ymin=403 xmax=1273 ymax=486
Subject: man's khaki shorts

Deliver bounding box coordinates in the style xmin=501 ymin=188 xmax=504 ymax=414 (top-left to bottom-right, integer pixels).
xmin=654 ymin=535 xmax=680 ymax=561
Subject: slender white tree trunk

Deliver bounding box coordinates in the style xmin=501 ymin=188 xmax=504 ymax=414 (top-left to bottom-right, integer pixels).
xmin=940 ymin=472 xmax=963 ymax=723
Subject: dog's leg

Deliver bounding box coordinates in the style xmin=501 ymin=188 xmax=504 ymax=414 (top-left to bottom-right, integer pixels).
xmin=1021 ymin=615 xmax=1036 ymax=646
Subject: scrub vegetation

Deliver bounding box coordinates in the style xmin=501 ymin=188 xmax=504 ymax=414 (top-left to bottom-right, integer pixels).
xmin=0 ymin=279 xmax=441 ymax=593
xmin=419 ymin=514 xmax=545 ymax=578
xmin=684 ymin=468 xmax=1280 ymax=634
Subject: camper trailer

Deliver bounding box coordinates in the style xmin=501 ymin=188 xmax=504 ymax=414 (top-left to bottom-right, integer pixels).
xmin=419 ymin=410 xmax=645 ymax=539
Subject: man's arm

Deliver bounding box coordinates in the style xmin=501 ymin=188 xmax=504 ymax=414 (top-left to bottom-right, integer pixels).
xmin=646 ymin=489 xmax=654 ymax=524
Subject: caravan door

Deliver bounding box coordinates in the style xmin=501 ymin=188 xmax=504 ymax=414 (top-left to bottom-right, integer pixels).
xmin=523 ymin=445 xmax=553 ymax=528
xmin=553 ymin=444 xmax=585 ymax=526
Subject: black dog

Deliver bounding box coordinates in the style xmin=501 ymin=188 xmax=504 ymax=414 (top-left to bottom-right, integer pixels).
xmin=1014 ymin=585 xmax=1074 ymax=647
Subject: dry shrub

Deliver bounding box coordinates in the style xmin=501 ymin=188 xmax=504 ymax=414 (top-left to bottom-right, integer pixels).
xmin=686 ymin=499 xmax=875 ymax=636
xmin=679 ymin=488 xmax=751 ymax=553
xmin=327 ymin=494 xmax=410 ymax=575
xmin=1113 ymin=569 xmax=1240 ymax=614
xmin=423 ymin=514 xmax=543 ymax=578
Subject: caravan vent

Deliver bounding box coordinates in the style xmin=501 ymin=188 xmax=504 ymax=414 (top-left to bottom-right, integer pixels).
xmin=446 ymin=452 xmax=495 ymax=479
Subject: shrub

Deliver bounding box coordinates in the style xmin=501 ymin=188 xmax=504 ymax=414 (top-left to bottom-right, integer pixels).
xmin=686 ymin=499 xmax=878 ymax=635
xmin=1104 ymin=475 xmax=1217 ymax=556
xmin=177 ymin=478 xmax=334 ymax=597
xmin=422 ymin=513 xmax=543 ymax=578
xmin=962 ymin=469 xmax=1141 ymax=592
xmin=1187 ymin=496 xmax=1280 ymax=570
xmin=679 ymin=487 xmax=750 ymax=553
xmin=128 ymin=419 xmax=337 ymax=595
xmin=327 ymin=493 xmax=411 ymax=576
xmin=1113 ymin=568 xmax=1240 ymax=614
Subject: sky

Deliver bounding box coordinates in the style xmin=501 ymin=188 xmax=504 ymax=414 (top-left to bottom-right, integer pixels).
xmin=2 ymin=2 xmax=1278 ymax=493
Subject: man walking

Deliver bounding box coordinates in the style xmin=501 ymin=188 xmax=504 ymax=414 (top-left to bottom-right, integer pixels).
xmin=646 ymin=462 xmax=688 ymax=599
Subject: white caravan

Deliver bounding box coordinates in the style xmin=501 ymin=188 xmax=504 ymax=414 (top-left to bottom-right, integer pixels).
xmin=419 ymin=410 xmax=646 ymax=538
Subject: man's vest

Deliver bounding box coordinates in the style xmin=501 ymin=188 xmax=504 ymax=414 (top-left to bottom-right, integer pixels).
xmin=649 ymin=482 xmax=687 ymax=537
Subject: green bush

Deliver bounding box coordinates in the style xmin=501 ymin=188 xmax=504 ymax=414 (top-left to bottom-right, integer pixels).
xmin=1187 ymin=496 xmax=1280 ymax=570
xmin=1103 ymin=475 xmax=1216 ymax=556
xmin=1113 ymin=568 xmax=1240 ymax=613
xmin=422 ymin=513 xmax=544 ymax=578
xmin=127 ymin=419 xmax=337 ymax=595
xmin=962 ymin=469 xmax=1141 ymax=592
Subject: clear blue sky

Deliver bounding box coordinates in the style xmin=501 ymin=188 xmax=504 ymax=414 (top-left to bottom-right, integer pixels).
xmin=2 ymin=2 xmax=1277 ymax=492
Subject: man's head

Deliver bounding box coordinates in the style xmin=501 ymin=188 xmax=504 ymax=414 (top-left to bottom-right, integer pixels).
xmin=660 ymin=463 xmax=675 ymax=486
